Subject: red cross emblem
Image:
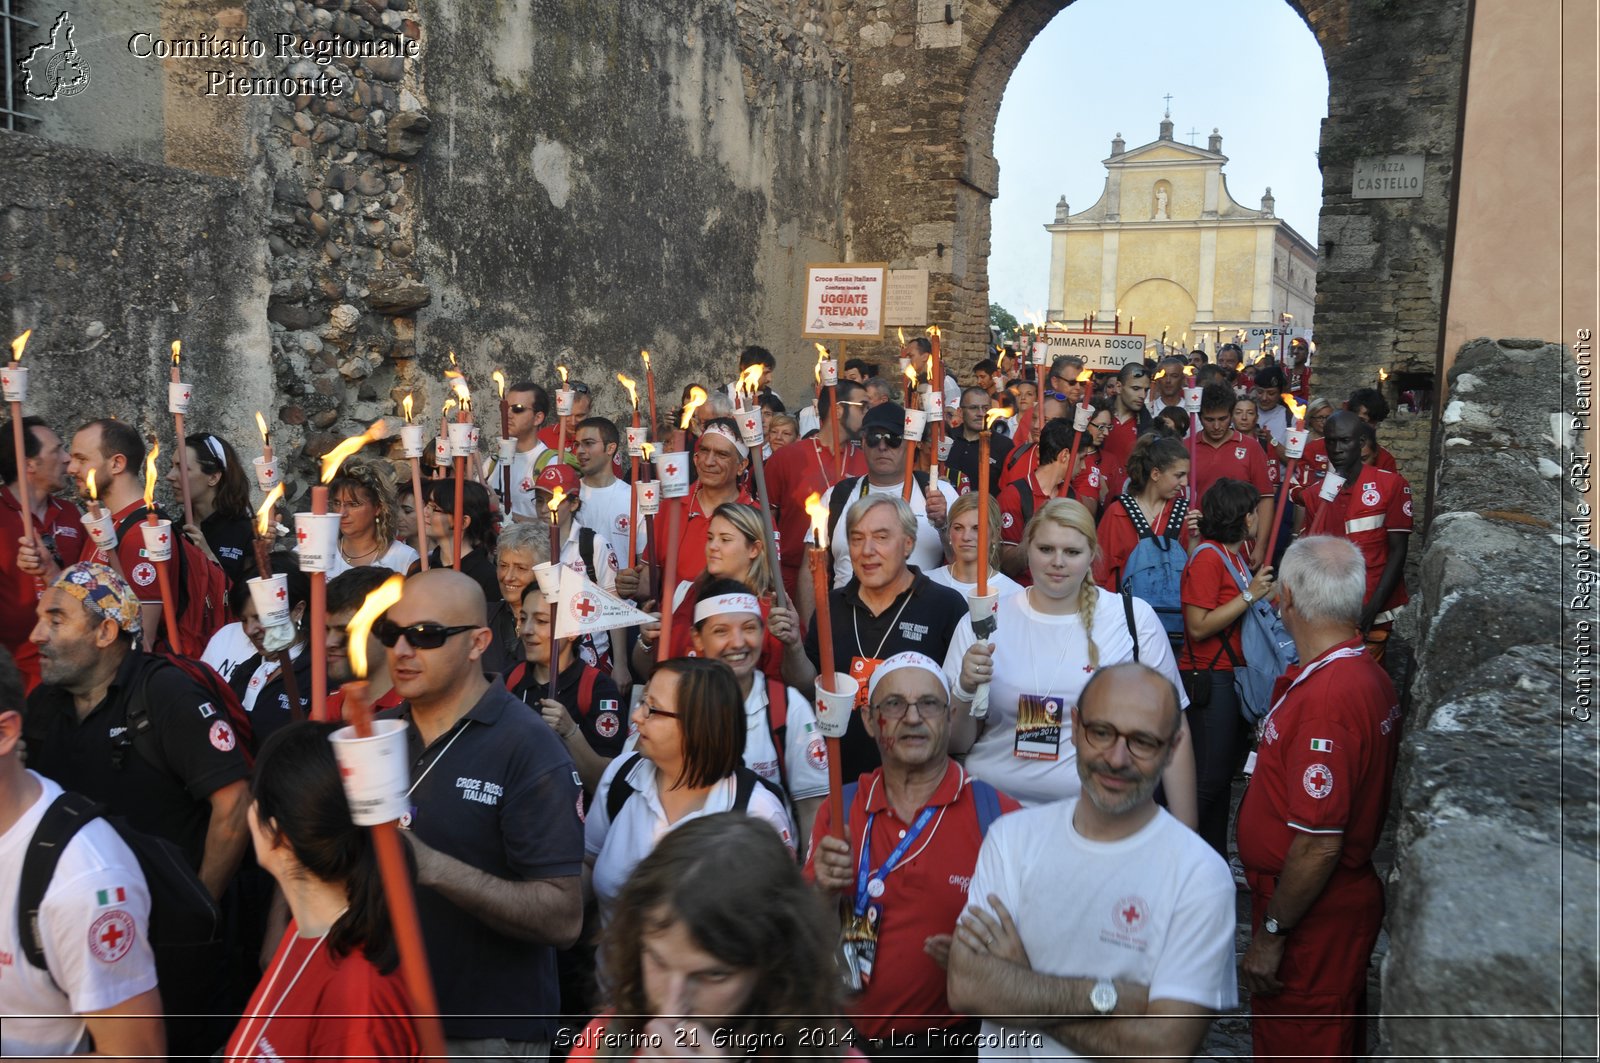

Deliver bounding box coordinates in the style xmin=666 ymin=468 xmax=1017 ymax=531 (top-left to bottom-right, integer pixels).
xmin=665 ymin=463 xmax=679 ymax=476
xmin=744 ymin=418 xmax=757 ymax=432
xmin=643 ymin=489 xmax=656 ymax=501
xmin=274 ymin=587 xmax=287 ymax=601
xmin=156 ymin=533 xmax=168 ymax=545
xmin=1 ymin=374 xmax=11 ymax=388
xmin=618 ymin=516 xmax=630 ymax=531
xmin=100 ymin=922 xmax=124 ymax=948
xmin=181 ymin=390 xmax=191 ymax=401
xmin=574 ymin=595 xmax=597 ymax=619
xmin=1113 ymin=895 xmax=1147 ymax=933
xmin=1302 ymin=763 xmax=1333 ymax=798
xmin=297 ymin=527 xmax=309 ymax=542
xmin=1121 ymin=904 xmax=1140 ymax=925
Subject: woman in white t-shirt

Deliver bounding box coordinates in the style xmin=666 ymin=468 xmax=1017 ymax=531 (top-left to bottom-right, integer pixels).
xmin=927 ymin=490 xmax=1023 ymax=600
xmin=585 ymin=658 xmax=793 ymax=925
xmin=944 ymin=498 xmax=1197 ymax=820
xmin=319 ymin=458 xmax=419 ymax=579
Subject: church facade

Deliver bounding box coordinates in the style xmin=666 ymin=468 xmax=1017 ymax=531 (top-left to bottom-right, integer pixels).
xmin=1044 ymin=116 xmax=1317 ymax=353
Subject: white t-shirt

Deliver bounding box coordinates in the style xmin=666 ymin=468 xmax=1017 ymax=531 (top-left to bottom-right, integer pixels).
xmin=201 ymin=622 xmax=257 ymax=684
xmin=1257 ymin=402 xmax=1291 ymax=446
xmin=0 ymin=774 xmax=159 ymax=1057
xmin=967 ymin=799 xmax=1237 ymax=1059
xmin=579 ymin=478 xmax=647 ymax=561
xmin=926 ymin=565 xmax=1024 ymax=601
xmin=508 ymin=442 xmax=557 ymax=520
xmin=585 ymin=755 xmax=795 ymax=923
xmin=318 ymin=539 xmax=419 ymax=580
xmin=825 ymin=477 xmax=959 ymax=587
xmin=943 ymin=587 xmax=1188 ymax=807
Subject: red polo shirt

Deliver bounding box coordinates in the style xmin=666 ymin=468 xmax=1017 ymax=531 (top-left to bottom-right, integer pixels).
xmin=804 ymin=762 xmax=1020 ymax=1040
xmin=1 ymin=486 xmax=88 ymax=691
xmin=1236 ymin=639 xmax=1400 ymax=874
xmin=653 ymin=483 xmax=757 ymax=589
xmin=1301 ymin=466 xmax=1413 ymax=615
xmin=765 ymin=438 xmax=866 ymax=599
xmin=90 ymin=500 xmax=164 ymax=605
xmin=1191 ymin=430 xmax=1273 ymax=509
xmin=1287 ymin=439 xmax=1398 ymax=506
xmin=1097 ymin=414 xmax=1142 ymax=499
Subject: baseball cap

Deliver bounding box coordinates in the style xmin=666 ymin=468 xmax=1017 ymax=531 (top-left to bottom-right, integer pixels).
xmin=534 ymin=462 xmax=580 ymax=496
xmin=861 ymin=402 xmax=906 ymax=436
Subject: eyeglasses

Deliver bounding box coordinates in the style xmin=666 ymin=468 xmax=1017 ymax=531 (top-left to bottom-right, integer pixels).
xmin=863 ymin=431 xmax=904 ymax=449
xmin=1078 ymin=718 xmax=1171 ymax=761
xmin=638 ymin=697 xmax=680 ymax=721
xmin=371 ymin=618 xmax=479 ymax=649
xmin=872 ymin=695 xmax=947 ymax=720
xmin=509 ymin=403 xmax=532 ymax=414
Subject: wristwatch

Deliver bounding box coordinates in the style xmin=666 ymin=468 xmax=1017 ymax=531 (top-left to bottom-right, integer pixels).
xmin=1241 ymin=590 xmax=1256 ymax=605
xmin=1089 ymin=979 xmax=1118 ymax=1015
xmin=1263 ymin=915 xmax=1290 ymax=936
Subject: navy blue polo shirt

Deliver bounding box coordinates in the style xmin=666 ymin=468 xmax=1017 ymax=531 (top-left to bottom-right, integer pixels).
xmin=386 ymin=680 xmax=584 ymax=1042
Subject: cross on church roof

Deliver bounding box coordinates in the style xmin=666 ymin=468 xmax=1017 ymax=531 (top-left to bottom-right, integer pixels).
xmin=1187 ymin=127 xmax=1200 ymax=144
xmin=1162 ymin=92 xmax=1173 ymax=117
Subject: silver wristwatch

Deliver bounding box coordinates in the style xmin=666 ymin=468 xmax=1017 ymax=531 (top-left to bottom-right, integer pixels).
xmin=1263 ymin=915 xmax=1290 ymax=936
xmin=1241 ymin=590 xmax=1255 ymax=605
xmin=1089 ymin=979 xmax=1118 ymax=1015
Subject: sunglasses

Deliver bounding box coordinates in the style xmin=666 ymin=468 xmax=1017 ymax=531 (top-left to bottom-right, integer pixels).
xmin=1041 ymin=390 xmax=1070 ymax=403
xmin=569 ymin=382 xmax=591 ymax=395
xmin=863 ymin=431 xmax=904 ymax=449
xmin=509 ymin=403 xmax=532 ymax=414
xmin=371 ymin=618 xmax=479 ymax=649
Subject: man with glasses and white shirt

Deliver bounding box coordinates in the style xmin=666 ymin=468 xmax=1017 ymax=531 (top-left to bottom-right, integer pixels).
xmin=507 ymin=382 xmax=571 ymax=523
xmin=381 ymin=568 xmax=584 ymax=1060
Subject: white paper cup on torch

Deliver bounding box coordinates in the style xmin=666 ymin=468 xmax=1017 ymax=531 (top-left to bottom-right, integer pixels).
xmin=1284 ymin=427 xmax=1309 ymax=460
xmin=448 ymin=421 xmax=477 ymax=458
xmin=294 ymin=513 xmax=341 ymax=572
xmin=1073 ymin=404 xmax=1091 ymax=432
xmin=555 ymin=389 xmax=576 ymax=417
xmin=737 ymin=408 xmax=765 ymax=448
xmin=398 ymin=425 xmax=425 ymax=459
xmin=1318 ymin=471 xmax=1346 ymax=502
xmin=813 ymin=672 xmax=857 ymax=740
xmin=247 ymin=574 xmax=292 ymax=627
xmin=902 ymin=408 xmax=928 ymax=442
xmin=329 ymin=720 xmax=411 ymax=826
xmin=1 ymin=365 xmax=28 ymax=403
xmin=1031 ymin=341 xmax=1049 ymax=366
xmin=140 ymin=520 xmax=175 ymax=562
xmin=919 ymin=384 xmax=944 ymax=417
xmin=897 ymin=355 xmax=911 ymax=374
xmin=531 ymin=562 xmax=562 ymax=598
xmin=658 ymin=452 xmax=691 ymax=499
xmin=434 ymin=436 xmax=449 ymax=466
xmin=637 ymin=481 xmax=661 ymax=516
xmin=967 ymin=591 xmax=999 ymax=633
xmin=937 ymin=436 xmax=953 ymax=462
xmin=497 ymin=437 xmax=516 ymax=465
xmin=1183 ymin=386 xmax=1203 ymax=414
xmin=84 ymin=511 xmax=117 ymax=551
xmin=167 ymin=381 xmax=193 ymax=416
xmin=819 ymin=360 xmax=839 ymax=387
xmin=625 ymin=427 xmax=648 ymax=457
xmin=252 ymin=456 xmax=282 ymax=490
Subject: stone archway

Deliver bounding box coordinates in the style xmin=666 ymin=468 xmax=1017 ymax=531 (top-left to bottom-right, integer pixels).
xmin=836 ymin=0 xmax=1470 ymax=416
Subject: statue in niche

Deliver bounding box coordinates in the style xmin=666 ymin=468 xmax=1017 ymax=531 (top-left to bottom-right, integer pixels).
xmin=1153 ymin=187 xmax=1169 ymax=221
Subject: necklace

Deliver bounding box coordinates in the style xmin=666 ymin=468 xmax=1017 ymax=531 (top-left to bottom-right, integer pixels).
xmin=229 ymin=908 xmax=348 ymax=1060
xmin=340 ymin=538 xmax=382 ymax=564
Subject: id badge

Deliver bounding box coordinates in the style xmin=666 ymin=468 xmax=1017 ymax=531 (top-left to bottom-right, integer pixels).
xmin=840 ymin=904 xmax=881 ymax=989
xmin=1013 ymin=692 xmax=1065 ymax=761
xmin=849 ymin=656 xmax=883 ymax=712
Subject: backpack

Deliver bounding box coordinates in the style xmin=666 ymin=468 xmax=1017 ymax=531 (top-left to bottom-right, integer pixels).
xmin=121 ymin=651 xmax=257 ymax=772
xmin=1192 ymin=543 xmax=1299 ymax=723
xmin=841 ymin=776 xmax=1004 ymax=837
xmin=577 ymin=527 xmax=599 ymax=585
xmin=114 ymin=505 xmax=230 ymax=656
xmin=758 ymin=673 xmax=791 ymax=795
xmin=1116 ymin=493 xmax=1190 ymax=646
xmin=505 ymin=660 xmax=602 ymax=716
xmin=605 ymin=751 xmax=786 ymax=823
xmin=825 ymin=473 xmax=930 ymax=552
xmin=18 ymin=792 xmax=221 ymax=975
xmin=1003 ymin=478 xmax=1037 ymax=529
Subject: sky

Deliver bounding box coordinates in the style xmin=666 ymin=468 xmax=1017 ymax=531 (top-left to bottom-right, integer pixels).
xmin=988 ymin=0 xmax=1329 ymax=322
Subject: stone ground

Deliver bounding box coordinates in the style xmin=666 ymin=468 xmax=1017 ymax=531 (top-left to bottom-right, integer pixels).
xmin=1196 ymin=642 xmax=1410 ymax=1060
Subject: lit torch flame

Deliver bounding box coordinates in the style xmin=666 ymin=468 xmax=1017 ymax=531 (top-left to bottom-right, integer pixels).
xmin=617 ymin=373 xmax=639 ymax=409
xmin=446 ymin=370 xmax=471 ymax=408
xmin=87 ymin=469 xmax=97 ymax=503
xmin=737 ymin=364 xmax=764 ymax=403
xmin=813 ymin=342 xmax=828 ymax=384
xmin=171 ymin=341 xmax=181 ymax=366
xmin=143 ymin=440 xmax=160 ymax=509
xmin=680 ymin=386 xmax=707 ymax=430
xmin=904 ymin=363 xmax=918 ymax=388
xmin=10 ymin=330 xmax=31 ymax=363
xmin=347 ymin=575 xmax=405 ymax=679
xmin=897 ymin=328 xmax=905 ymax=345
xmin=255 ymin=411 xmax=270 ymax=446
xmin=926 ymin=325 xmax=941 ymax=339
xmin=1283 ymin=395 xmax=1306 ymax=423
xmin=255 ymin=483 xmax=285 ymax=538
xmin=641 ymin=349 xmax=652 ymax=370
xmin=442 ymin=398 xmax=457 ymax=417
xmin=1077 ymin=369 xmax=1094 ymax=385
xmin=1153 ymin=370 xmax=1166 ymax=381
xmin=546 ymin=485 xmax=567 ymax=516
xmin=984 ymin=406 xmax=1013 ymax=431
xmin=1378 ymin=368 xmax=1389 ymax=382
xmin=320 ymin=421 xmax=386 ymax=484
xmin=640 ymin=440 xmax=655 ymax=463
xmin=1184 ymin=365 xmax=1196 ymax=378
xmin=805 ymin=492 xmax=828 ymax=549
xmin=402 ymin=394 xmax=414 ymax=424
xmin=557 ymin=365 xmax=569 ymax=386
xmin=448 ymin=350 xmax=458 ymax=368
xmin=492 ymin=370 xmax=506 ymax=399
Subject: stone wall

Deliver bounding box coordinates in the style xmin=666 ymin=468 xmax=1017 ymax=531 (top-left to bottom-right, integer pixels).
xmin=1381 ymin=337 xmax=1596 ymax=1058
xmin=0 ymin=131 xmax=272 ymax=472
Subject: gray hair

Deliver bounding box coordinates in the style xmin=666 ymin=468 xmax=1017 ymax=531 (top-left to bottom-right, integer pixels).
xmin=703 ymin=391 xmax=736 ymax=418
xmin=496 ymin=521 xmax=549 ymax=564
xmin=844 ymin=492 xmax=917 ymax=544
xmin=1306 ymin=396 xmax=1335 ymax=417
xmin=1279 ymin=536 xmax=1366 ymax=624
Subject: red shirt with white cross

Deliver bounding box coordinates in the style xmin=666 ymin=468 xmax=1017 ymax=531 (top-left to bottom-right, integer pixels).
xmin=1235 ymin=638 xmax=1400 ymax=874
xmin=1300 ymin=465 xmax=1413 ymax=614
xmin=1287 ymin=438 xmax=1398 ymax=506
xmin=1190 ymin=430 xmax=1273 ymax=510
xmin=91 ymin=501 xmax=164 ymax=605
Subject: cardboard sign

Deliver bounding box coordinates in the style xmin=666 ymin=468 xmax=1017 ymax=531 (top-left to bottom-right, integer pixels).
xmin=803 ymin=264 xmax=887 ymax=339
xmin=1040 ymin=330 xmax=1150 ymax=372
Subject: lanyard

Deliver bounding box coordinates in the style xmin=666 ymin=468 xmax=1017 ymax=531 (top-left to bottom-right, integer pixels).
xmin=1260 ymin=645 xmax=1368 ymax=728
xmin=855 ymin=803 xmax=938 ymax=916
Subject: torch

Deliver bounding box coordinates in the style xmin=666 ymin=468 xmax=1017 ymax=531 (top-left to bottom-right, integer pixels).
xmin=734 ymin=365 xmax=790 ymax=609
xmin=494 ymin=370 xmax=511 ymax=513
xmin=445 ymin=372 xmax=472 ymax=572
xmin=249 ymin=483 xmax=303 ymax=723
xmin=546 ymin=486 xmax=565 ymax=699
xmin=618 ymin=373 xmax=643 ymax=567
xmin=140 ymin=441 xmax=184 ymax=655
xmin=656 ymin=389 xmax=705 ymax=661
xmin=1183 ymin=365 xmax=1200 ymax=500
xmin=331 ymin=576 xmax=448 ymax=1062
xmin=805 ymin=492 xmax=849 ymax=839
xmin=1262 ymin=395 xmax=1308 ymax=561
xmin=901 ymin=363 xmax=920 ymax=503
xmin=640 ymin=441 xmax=660 ymax=601
xmin=555 ymin=364 xmax=573 ymax=460
xmin=253 ymin=412 xmax=282 ymax=494
xmin=976 ymin=407 xmax=1010 ymax=596
xmin=81 ymin=470 xmax=123 ymax=579
xmin=642 ymin=349 xmax=660 ymax=442
xmin=399 ymin=394 xmax=429 ymax=571
xmin=926 ymin=326 xmax=946 ymax=480
xmin=5 ymin=331 xmax=34 ymax=545
xmin=1060 ymin=369 xmax=1095 ymax=499
xmin=315 ymin=420 xmax=388 ymax=722
xmin=168 ymin=342 xmax=196 ymax=530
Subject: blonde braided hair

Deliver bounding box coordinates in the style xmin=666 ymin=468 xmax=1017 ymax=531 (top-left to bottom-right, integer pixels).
xmin=1020 ymin=498 xmax=1104 ymax=669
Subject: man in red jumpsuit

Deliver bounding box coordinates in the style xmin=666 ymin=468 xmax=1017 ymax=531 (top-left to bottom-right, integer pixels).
xmin=1236 ymin=535 xmax=1400 ymax=1062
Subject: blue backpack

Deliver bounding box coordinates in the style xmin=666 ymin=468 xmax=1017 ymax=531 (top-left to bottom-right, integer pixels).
xmin=1192 ymin=543 xmax=1299 ymax=723
xmin=1116 ymin=493 xmax=1190 ymax=646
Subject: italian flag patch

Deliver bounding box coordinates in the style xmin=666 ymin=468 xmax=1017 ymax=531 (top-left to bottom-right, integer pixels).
xmin=1309 ymin=739 xmax=1334 ymax=753
xmin=95 ymin=887 xmax=127 ymax=907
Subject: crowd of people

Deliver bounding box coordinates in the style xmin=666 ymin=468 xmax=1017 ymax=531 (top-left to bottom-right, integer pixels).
xmin=0 ymin=334 xmax=1408 ymax=1061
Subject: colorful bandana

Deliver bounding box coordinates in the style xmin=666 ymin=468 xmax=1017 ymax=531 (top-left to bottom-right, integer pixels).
xmin=54 ymin=563 xmax=143 ymax=640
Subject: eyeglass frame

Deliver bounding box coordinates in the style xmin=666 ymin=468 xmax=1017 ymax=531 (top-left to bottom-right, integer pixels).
xmin=638 ymin=695 xmax=681 ymax=721
xmin=870 ymin=694 xmax=949 ymax=720
xmin=1074 ymin=708 xmax=1174 ymax=762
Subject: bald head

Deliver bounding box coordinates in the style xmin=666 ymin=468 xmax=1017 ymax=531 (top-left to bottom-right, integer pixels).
xmin=1078 ymin=662 xmax=1181 ymax=738
xmin=401 ymin=568 xmax=488 ymax=627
